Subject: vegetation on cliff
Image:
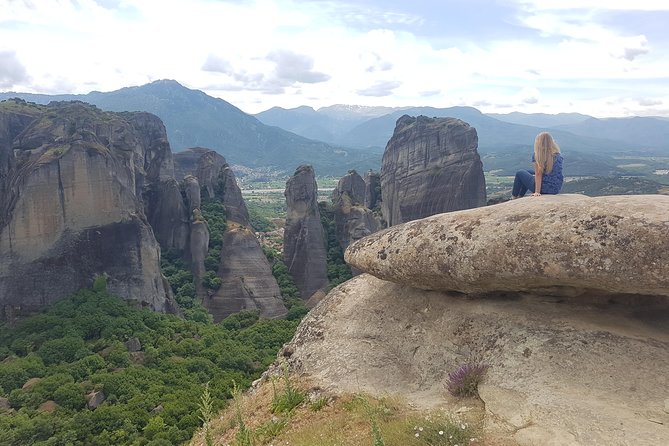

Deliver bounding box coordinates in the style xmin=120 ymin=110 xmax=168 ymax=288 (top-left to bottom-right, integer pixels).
xmin=319 ymin=202 xmax=353 ymax=288
xmin=0 ymin=286 xmax=298 ymax=446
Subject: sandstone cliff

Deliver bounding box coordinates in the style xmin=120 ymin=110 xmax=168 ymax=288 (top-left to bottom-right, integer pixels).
xmin=0 ymin=99 xmax=176 ymax=316
xmin=381 ymin=115 xmax=486 ymax=226
xmin=283 ymin=165 xmax=328 ymax=300
xmin=174 ymin=148 xmax=286 ymax=321
xmin=281 ymin=194 xmax=669 ymax=446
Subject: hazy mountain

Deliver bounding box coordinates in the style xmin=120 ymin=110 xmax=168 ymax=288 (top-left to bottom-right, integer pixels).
xmin=255 ymin=104 xmax=405 ymax=144
xmin=317 ymin=104 xmax=405 ymax=120
xmin=487 ymin=111 xmax=591 ymax=128
xmin=0 ymin=81 xmax=381 ymax=175
xmin=554 ymin=117 xmax=669 ymax=152
xmin=339 ymin=106 xmax=631 ymax=154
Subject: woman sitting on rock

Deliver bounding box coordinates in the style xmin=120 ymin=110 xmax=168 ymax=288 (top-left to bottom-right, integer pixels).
xmin=512 ymin=131 xmax=564 ymax=198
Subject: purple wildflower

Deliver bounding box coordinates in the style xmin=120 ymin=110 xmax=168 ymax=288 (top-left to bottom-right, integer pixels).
xmin=446 ymin=363 xmax=489 ymax=397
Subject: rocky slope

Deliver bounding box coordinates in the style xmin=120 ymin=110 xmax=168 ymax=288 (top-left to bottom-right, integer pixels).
xmin=281 ymin=194 xmax=669 ymax=446
xmin=283 ymin=165 xmax=328 ymax=301
xmin=381 ymin=115 xmax=486 ymax=226
xmin=0 ymin=99 xmax=177 ymax=317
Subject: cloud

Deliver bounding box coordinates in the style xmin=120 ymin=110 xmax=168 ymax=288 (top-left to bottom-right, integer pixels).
xmin=621 ymin=44 xmax=649 ymax=61
xmin=267 ymin=50 xmax=330 ymax=84
xmin=420 ymin=89 xmax=441 ymax=97
xmin=363 ymin=52 xmax=393 ymax=73
xmin=638 ymin=98 xmax=662 ymax=106
xmin=520 ymin=87 xmax=541 ymax=104
xmin=202 ymin=54 xmax=234 ymax=74
xmin=356 ymin=80 xmax=402 ymax=97
xmin=0 ymin=50 xmax=29 ymax=88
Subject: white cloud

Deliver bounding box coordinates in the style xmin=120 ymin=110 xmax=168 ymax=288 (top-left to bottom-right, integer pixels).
xmin=0 ymin=50 xmax=29 ymax=88
xmin=0 ymin=0 xmax=668 ymax=117
xmin=356 ymin=80 xmax=402 ymax=97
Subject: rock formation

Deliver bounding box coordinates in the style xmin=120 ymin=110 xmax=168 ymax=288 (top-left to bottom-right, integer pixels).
xmin=284 ymin=273 xmax=669 ymax=446
xmin=0 ymin=99 xmax=177 ymax=317
xmin=173 ymin=147 xmax=226 ymax=199
xmin=346 ymin=194 xmax=669 ymax=297
xmin=381 ymin=115 xmax=486 ymax=226
xmin=175 ymin=147 xmax=286 ymax=321
xmin=331 ymin=171 xmax=380 ymax=266
xmin=364 ymin=169 xmax=381 ymax=210
xmin=281 ymin=194 xmax=669 ymax=445
xmin=283 ymin=165 xmax=328 ymax=300
xmin=143 ymin=177 xmax=190 ymax=250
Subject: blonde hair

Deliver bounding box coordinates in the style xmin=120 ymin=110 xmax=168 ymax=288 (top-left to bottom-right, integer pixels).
xmin=534 ymin=132 xmax=560 ymax=174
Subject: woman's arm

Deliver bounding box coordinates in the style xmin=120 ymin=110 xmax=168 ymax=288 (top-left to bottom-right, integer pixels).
xmin=533 ymin=164 xmax=543 ymax=196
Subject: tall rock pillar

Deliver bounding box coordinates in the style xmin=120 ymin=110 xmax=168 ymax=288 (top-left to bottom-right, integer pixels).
xmin=381 ymin=115 xmax=486 ymax=226
xmin=283 ymin=165 xmax=328 ymax=300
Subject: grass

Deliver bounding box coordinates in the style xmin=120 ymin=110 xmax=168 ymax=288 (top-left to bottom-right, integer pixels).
xmin=190 ymin=375 xmax=499 ymax=446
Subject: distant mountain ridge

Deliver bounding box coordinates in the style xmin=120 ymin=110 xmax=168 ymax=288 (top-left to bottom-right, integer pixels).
xmin=3 ymin=81 xmax=669 ymax=177
xmin=0 ymin=80 xmax=381 ymax=176
xmin=253 ymin=104 xmax=669 ymax=176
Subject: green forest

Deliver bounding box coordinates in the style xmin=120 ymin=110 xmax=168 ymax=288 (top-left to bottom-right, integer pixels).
xmin=0 ymin=286 xmax=298 ymax=446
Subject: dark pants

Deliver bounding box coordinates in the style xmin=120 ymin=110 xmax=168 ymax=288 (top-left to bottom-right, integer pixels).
xmin=512 ymin=169 xmax=535 ymax=197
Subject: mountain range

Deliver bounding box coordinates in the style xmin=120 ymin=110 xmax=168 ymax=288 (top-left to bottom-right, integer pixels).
xmin=256 ymin=105 xmax=669 ymax=176
xmin=2 ymin=80 xmax=669 ymax=177
xmin=0 ymin=81 xmax=381 ymax=176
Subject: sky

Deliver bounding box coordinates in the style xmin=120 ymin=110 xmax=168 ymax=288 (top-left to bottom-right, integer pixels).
xmin=1 ymin=0 xmax=668 ymax=117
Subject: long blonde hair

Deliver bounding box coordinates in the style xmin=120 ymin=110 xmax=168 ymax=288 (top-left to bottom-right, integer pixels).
xmin=534 ymin=132 xmax=560 ymax=174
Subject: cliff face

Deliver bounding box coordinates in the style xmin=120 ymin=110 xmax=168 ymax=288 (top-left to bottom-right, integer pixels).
xmin=283 ymin=165 xmax=328 ymax=300
xmin=331 ymin=171 xmax=380 ymax=268
xmin=174 ymin=148 xmax=286 ymax=321
xmin=381 ymin=115 xmax=486 ymax=226
xmin=0 ymin=100 xmax=176 ymax=316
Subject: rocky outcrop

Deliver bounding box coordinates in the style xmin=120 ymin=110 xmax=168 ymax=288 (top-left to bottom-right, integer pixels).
xmin=144 ymin=177 xmax=190 ymax=250
xmin=0 ymin=100 xmax=177 ymax=317
xmin=381 ymin=115 xmax=486 ymax=226
xmin=283 ymin=194 xmax=669 ymax=445
xmin=346 ymin=194 xmax=669 ymax=297
xmin=284 ymin=273 xmax=669 ymax=446
xmin=173 ymin=147 xmax=226 ymax=199
xmin=207 ymin=163 xmax=285 ymax=321
xmin=175 ymin=147 xmax=285 ymax=320
xmin=208 ymin=226 xmax=287 ymax=320
xmin=332 ymin=171 xmax=380 ymax=264
xmin=182 ymin=175 xmax=201 ymax=213
xmin=283 ymin=165 xmax=328 ymax=300
xmin=364 ymin=170 xmax=381 ymax=210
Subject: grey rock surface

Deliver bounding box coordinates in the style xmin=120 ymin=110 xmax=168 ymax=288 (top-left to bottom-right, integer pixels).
xmin=206 ymin=226 xmax=287 ymax=321
xmin=283 ymin=165 xmax=329 ymax=300
xmin=284 ymin=273 xmax=669 ymax=446
xmin=364 ymin=169 xmax=381 ymax=210
xmin=174 ymin=149 xmax=285 ymax=320
xmin=332 ymin=171 xmax=380 ymax=270
xmin=144 ymin=177 xmax=189 ymax=251
xmin=380 ymin=115 xmax=486 ymax=226
xmin=0 ymin=100 xmax=177 ymax=317
xmin=346 ymin=194 xmax=669 ymax=297
xmin=182 ymin=175 xmax=201 ymax=213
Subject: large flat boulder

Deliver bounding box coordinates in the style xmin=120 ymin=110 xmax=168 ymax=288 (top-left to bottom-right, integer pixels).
xmin=346 ymin=194 xmax=669 ymax=298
